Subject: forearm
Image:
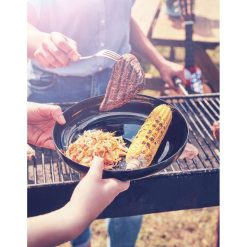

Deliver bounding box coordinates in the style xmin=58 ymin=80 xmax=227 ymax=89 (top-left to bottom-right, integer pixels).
xmin=129 ymin=18 xmax=168 ymax=70
xmin=27 ymin=23 xmax=48 ymax=58
xmin=27 ymin=203 xmax=92 ymax=247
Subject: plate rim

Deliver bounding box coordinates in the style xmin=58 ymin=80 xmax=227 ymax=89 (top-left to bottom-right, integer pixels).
xmin=53 ymin=94 xmax=189 ymax=175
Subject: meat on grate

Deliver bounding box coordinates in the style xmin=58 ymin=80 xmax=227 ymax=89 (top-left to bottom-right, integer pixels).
xmin=212 ymin=121 xmax=220 ymax=142
xmin=179 ymin=143 xmax=199 ymax=160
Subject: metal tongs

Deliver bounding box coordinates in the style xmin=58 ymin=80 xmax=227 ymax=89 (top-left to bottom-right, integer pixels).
xmin=172 ymin=77 xmax=189 ymax=95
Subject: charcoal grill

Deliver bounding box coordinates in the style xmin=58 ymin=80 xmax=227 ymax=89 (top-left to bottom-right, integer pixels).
xmin=27 ymin=93 xmax=219 ymax=218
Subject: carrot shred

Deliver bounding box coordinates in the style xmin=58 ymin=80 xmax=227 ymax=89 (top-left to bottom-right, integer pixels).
xmin=65 ymin=129 xmax=128 ymax=169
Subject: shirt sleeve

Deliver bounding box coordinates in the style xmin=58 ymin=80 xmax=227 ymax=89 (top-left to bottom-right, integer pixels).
xmin=131 ymin=0 xmax=136 ymax=7
xmin=27 ymin=0 xmax=41 ymax=24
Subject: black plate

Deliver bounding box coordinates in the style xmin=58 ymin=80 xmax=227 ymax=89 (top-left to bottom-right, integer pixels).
xmin=53 ymin=94 xmax=189 ymax=180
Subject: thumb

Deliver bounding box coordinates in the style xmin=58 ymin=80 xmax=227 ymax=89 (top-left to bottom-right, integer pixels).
xmin=87 ymin=156 xmax=104 ymax=179
xmin=105 ymin=178 xmax=130 ymax=194
xmin=51 ymin=106 xmax=66 ymax=125
xmin=166 ymin=78 xmax=175 ymax=89
xmin=178 ymin=68 xmax=185 ymax=79
xmin=66 ymin=38 xmax=81 ymax=61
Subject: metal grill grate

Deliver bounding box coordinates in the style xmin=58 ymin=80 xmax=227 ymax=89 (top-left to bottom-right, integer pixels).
xmin=161 ymin=93 xmax=220 ymax=174
xmin=27 ymin=93 xmax=219 ymax=188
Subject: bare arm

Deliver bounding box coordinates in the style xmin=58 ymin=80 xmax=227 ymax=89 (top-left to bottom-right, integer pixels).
xmin=130 ymin=17 xmax=185 ymax=87
xmin=130 ymin=18 xmax=166 ymax=70
xmin=27 ymin=203 xmax=90 ymax=247
xmin=27 ymin=157 xmax=129 ymax=247
xmin=27 ymin=3 xmax=48 ymax=59
xmin=27 ymin=3 xmax=80 ymax=67
xmin=27 ymin=23 xmax=49 ymax=59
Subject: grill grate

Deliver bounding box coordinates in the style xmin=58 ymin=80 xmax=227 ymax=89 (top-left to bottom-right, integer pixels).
xmin=27 ymin=93 xmax=219 ymax=188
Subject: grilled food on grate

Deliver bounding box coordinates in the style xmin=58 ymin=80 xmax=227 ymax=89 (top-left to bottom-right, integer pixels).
xmin=212 ymin=121 xmax=220 ymax=142
xmin=126 ymin=105 xmax=172 ymax=170
xmin=65 ymin=129 xmax=128 ymax=169
xmin=100 ymin=53 xmax=145 ymax=111
xmin=178 ymin=143 xmax=198 ymax=160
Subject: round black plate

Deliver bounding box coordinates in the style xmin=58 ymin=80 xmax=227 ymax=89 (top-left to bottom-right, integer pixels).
xmin=53 ymin=94 xmax=189 ymax=180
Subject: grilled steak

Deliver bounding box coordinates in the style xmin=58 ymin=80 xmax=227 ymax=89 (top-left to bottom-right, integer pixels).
xmin=100 ymin=53 xmax=145 ymax=111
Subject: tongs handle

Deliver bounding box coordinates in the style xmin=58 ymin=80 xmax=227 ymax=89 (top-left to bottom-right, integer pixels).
xmin=172 ymin=77 xmax=188 ymax=96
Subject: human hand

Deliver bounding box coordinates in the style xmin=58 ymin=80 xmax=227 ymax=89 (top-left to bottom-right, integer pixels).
xmin=27 ymin=102 xmax=66 ymax=149
xmin=33 ymin=32 xmax=81 ymax=68
xmin=27 ymin=144 xmax=35 ymax=161
xmin=69 ymin=157 xmax=130 ymax=222
xmin=158 ymin=60 xmax=185 ymax=90
xmin=27 ymin=157 xmax=129 ymax=247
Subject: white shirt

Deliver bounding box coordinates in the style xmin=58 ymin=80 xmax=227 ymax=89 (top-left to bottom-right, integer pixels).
xmin=28 ymin=0 xmax=135 ymax=78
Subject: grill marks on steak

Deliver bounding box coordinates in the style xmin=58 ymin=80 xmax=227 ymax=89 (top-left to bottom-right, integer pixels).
xmin=100 ymin=54 xmax=145 ymax=111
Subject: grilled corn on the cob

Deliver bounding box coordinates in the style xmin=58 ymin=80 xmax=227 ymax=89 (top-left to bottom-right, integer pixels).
xmin=126 ymin=104 xmax=172 ymax=169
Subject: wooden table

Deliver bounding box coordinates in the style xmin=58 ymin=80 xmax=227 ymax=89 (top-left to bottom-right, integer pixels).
xmin=132 ymin=0 xmax=219 ymax=93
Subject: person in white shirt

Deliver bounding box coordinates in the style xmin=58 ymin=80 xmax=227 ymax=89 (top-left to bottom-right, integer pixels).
xmin=27 ymin=1 xmax=185 ymax=246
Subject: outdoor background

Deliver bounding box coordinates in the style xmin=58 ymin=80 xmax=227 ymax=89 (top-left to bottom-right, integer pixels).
xmin=91 ymin=46 xmax=219 ymax=247
xmin=59 ymin=45 xmax=219 ymax=247
xmin=90 ymin=45 xmax=219 ymax=247
xmin=58 ymin=0 xmax=220 ymax=245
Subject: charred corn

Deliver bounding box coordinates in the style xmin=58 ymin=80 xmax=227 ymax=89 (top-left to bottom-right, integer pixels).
xmin=126 ymin=104 xmax=172 ymax=169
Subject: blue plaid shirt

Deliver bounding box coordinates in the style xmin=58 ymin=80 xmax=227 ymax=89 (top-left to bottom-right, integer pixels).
xmin=28 ymin=0 xmax=135 ymax=78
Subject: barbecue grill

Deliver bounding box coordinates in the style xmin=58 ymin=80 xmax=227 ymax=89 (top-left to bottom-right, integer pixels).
xmin=27 ymin=93 xmax=219 ymax=218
